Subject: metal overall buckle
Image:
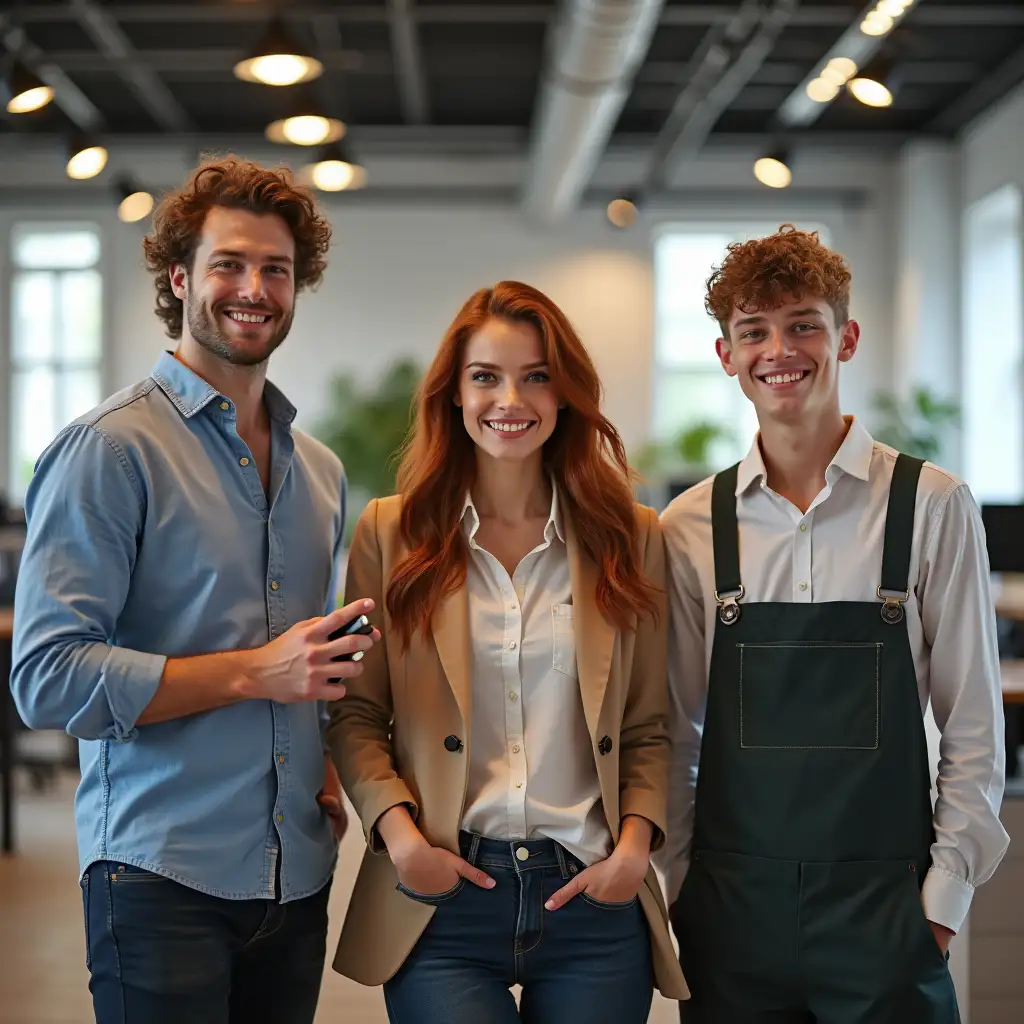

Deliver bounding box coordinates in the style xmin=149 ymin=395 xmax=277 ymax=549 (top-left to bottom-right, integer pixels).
xmin=715 ymin=586 xmax=744 ymax=626
xmin=877 ymin=586 xmax=908 ymax=625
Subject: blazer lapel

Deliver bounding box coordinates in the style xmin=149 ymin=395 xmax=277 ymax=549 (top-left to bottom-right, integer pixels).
xmin=564 ymin=514 xmax=617 ymax=740
xmin=431 ymin=582 xmax=472 ymax=727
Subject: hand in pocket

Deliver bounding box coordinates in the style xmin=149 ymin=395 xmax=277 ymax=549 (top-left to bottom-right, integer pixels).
xmin=396 ymin=843 xmax=495 ymax=897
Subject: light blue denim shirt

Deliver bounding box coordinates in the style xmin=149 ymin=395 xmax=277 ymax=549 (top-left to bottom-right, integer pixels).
xmin=10 ymin=352 xmax=346 ymax=902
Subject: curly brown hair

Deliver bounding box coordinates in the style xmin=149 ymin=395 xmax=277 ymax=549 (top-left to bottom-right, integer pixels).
xmin=142 ymin=155 xmax=332 ymax=339
xmin=705 ymin=224 xmax=851 ymax=336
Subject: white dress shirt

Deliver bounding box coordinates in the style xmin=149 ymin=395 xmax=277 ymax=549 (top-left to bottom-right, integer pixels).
xmin=459 ymin=488 xmax=613 ymax=866
xmin=656 ymin=417 xmax=1009 ymax=934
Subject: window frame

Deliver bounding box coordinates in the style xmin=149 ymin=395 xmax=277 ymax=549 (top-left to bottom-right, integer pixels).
xmin=2 ymin=219 xmax=110 ymax=503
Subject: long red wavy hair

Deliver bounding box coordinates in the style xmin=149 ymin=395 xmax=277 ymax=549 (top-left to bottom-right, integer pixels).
xmin=386 ymin=280 xmax=659 ymax=648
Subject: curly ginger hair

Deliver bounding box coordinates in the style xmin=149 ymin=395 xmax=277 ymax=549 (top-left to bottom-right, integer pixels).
xmin=705 ymin=224 xmax=852 ymax=335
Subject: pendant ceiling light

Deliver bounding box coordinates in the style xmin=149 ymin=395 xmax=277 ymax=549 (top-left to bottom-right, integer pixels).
xmin=266 ymin=88 xmax=345 ymax=146
xmin=234 ymin=16 xmax=323 ymax=87
xmin=2 ymin=60 xmax=54 ymax=114
xmin=302 ymin=141 xmax=367 ymax=192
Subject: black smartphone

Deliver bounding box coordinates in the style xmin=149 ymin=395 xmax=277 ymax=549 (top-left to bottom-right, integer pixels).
xmin=327 ymin=613 xmax=374 ymax=681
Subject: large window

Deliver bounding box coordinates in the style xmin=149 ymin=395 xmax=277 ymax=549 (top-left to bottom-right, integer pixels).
xmin=653 ymin=224 xmax=828 ymax=467
xmin=962 ymin=185 xmax=1023 ymax=503
xmin=8 ymin=225 xmax=104 ymax=501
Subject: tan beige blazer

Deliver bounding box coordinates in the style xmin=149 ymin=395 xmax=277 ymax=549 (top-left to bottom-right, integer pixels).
xmin=326 ymin=494 xmax=689 ymax=1001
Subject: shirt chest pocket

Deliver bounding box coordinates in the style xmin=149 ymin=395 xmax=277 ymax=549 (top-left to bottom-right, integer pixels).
xmin=551 ymin=604 xmax=579 ymax=679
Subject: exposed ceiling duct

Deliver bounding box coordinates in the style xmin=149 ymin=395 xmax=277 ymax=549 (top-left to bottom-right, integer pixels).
xmin=643 ymin=0 xmax=800 ymax=192
xmin=521 ymin=0 xmax=665 ymax=224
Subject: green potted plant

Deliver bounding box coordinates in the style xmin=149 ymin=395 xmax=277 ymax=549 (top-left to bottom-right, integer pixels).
xmin=870 ymin=386 xmax=960 ymax=462
xmin=314 ymin=359 xmax=421 ymax=541
xmin=632 ymin=420 xmax=735 ymax=506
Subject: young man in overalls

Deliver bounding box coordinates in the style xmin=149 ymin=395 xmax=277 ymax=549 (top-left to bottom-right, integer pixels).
xmin=658 ymin=225 xmax=1009 ymax=1022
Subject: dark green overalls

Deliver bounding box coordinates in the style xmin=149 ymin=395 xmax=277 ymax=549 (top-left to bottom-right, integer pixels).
xmin=673 ymin=455 xmax=961 ymax=1023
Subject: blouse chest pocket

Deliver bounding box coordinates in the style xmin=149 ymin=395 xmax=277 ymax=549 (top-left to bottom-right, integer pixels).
xmin=551 ymin=604 xmax=579 ymax=679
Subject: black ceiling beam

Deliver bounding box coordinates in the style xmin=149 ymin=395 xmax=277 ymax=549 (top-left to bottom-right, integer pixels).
xmin=388 ymin=0 xmax=430 ymax=125
xmin=44 ymin=49 xmax=982 ymax=85
xmin=15 ymin=4 xmax=1024 ymax=27
xmin=69 ymin=0 xmax=192 ymax=133
xmin=43 ymin=50 xmax=387 ymax=76
xmin=927 ymin=40 xmax=1024 ymax=135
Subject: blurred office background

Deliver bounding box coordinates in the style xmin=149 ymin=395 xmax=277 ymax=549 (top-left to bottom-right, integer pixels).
xmin=1 ymin=1 xmax=1023 ymax=1021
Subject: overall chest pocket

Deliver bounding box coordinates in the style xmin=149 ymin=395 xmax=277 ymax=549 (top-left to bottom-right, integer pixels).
xmin=551 ymin=604 xmax=579 ymax=679
xmin=738 ymin=641 xmax=882 ymax=750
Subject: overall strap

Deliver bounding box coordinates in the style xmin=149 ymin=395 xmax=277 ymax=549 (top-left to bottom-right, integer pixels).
xmin=878 ymin=453 xmax=924 ymax=623
xmin=711 ymin=463 xmax=743 ymax=623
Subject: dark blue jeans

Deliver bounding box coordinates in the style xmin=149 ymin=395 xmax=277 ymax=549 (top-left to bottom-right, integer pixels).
xmin=82 ymin=861 xmax=330 ymax=1024
xmin=383 ymin=832 xmax=655 ymax=1024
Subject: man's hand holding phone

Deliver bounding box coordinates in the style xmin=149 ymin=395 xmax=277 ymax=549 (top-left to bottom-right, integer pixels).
xmin=239 ymin=599 xmax=381 ymax=704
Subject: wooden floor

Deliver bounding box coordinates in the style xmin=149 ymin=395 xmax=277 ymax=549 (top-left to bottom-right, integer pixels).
xmin=0 ymin=769 xmax=679 ymax=1023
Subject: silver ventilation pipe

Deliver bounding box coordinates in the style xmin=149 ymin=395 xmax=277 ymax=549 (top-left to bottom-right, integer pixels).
xmin=521 ymin=0 xmax=665 ymax=223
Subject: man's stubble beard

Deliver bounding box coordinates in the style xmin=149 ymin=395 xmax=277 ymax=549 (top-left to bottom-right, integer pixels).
xmin=185 ymin=288 xmax=294 ymax=368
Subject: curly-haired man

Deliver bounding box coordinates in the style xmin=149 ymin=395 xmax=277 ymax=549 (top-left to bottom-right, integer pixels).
xmin=11 ymin=157 xmax=380 ymax=1023
xmin=658 ymin=225 xmax=1007 ymax=1022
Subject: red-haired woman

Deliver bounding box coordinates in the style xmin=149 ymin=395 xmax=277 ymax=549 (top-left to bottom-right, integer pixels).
xmin=325 ymin=281 xmax=689 ymax=1021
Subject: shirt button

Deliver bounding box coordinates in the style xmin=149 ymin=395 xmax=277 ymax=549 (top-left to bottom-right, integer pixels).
xmin=799 ymin=523 xmax=808 ymax=532
xmin=798 ymin=581 xmax=808 ymax=591
xmin=510 ymin=692 xmax=518 ymax=702
xmin=508 ymin=641 xmax=517 ymax=650
xmin=278 ymin=754 xmax=285 ymax=764
xmin=220 ymin=401 xmax=229 ymax=411
xmin=512 ymin=743 xmax=521 ymax=753
xmin=239 ymin=457 xmax=250 ymax=467
xmin=515 ymin=782 xmax=523 ymax=789
xmin=270 ymin=581 xmax=279 ymax=591
xmin=276 ymin=814 xmax=284 ymax=823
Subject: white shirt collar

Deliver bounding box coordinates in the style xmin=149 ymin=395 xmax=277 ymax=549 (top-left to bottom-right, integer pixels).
xmin=736 ymin=415 xmax=874 ymax=495
xmin=461 ymin=483 xmax=565 ymax=545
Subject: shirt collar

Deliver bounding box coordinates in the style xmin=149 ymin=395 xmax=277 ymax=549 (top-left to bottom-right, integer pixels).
xmin=735 ymin=415 xmax=874 ymax=495
xmin=150 ymin=351 xmax=297 ymax=425
xmin=461 ymin=482 xmax=565 ymax=544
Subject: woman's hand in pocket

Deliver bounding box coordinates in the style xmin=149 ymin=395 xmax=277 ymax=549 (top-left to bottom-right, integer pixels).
xmin=545 ymin=846 xmax=648 ymax=910
xmin=379 ymin=807 xmax=495 ymax=897
xmin=395 ymin=842 xmax=495 ymax=897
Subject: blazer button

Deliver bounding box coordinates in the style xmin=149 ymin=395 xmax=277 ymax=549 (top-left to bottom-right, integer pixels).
xmin=444 ymin=735 xmax=463 ymax=753
xmin=598 ymin=735 xmax=613 ymax=755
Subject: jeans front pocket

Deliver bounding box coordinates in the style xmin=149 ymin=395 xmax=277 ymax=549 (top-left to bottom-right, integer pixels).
xmin=396 ymin=877 xmax=467 ymax=905
xmin=579 ymin=892 xmax=638 ymax=910
xmin=738 ymin=641 xmax=882 ymax=750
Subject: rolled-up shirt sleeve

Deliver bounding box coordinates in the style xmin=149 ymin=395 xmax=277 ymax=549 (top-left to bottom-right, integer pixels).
xmin=919 ymin=482 xmax=1010 ymax=933
xmin=11 ymin=423 xmax=166 ymax=742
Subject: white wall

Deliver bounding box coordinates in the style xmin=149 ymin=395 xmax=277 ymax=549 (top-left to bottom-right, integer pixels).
xmin=0 ymin=145 xmax=899 ymax=488
xmin=106 ymin=196 xmax=896 ymax=457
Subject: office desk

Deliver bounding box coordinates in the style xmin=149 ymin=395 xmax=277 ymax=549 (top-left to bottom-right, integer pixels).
xmin=1 ymin=607 xmax=13 ymax=853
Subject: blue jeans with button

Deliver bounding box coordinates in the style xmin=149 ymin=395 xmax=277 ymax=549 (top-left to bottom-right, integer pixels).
xmin=82 ymin=861 xmax=330 ymax=1024
xmin=383 ymin=832 xmax=655 ymax=1023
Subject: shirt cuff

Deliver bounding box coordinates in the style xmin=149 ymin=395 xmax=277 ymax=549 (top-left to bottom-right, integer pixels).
xmin=67 ymin=646 xmax=166 ymax=742
xmin=922 ymin=865 xmax=974 ymax=934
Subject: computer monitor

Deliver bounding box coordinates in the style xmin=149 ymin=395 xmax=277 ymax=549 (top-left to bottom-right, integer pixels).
xmin=981 ymin=504 xmax=1024 ymax=574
